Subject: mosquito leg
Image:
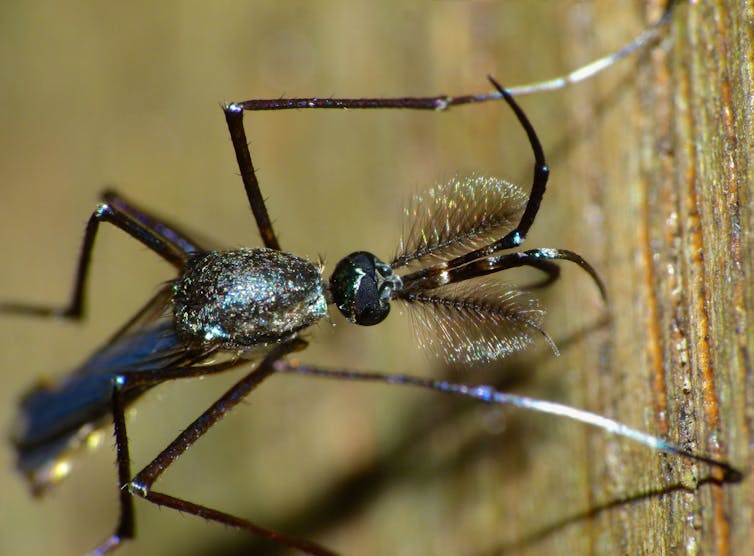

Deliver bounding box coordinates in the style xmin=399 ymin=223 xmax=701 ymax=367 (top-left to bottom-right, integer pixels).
xmin=507 ymin=0 xmax=677 ymax=96
xmin=225 ymin=83 xmax=520 ymax=251
xmin=401 ymin=248 xmax=606 ymax=300
xmin=515 ymin=258 xmax=561 ymax=290
xmin=223 ymin=104 xmax=281 ymax=251
xmin=112 ymin=339 xmax=334 ymax=555
xmin=225 ymin=0 xmax=675 ymax=117
xmin=88 ymin=383 xmax=137 ymax=556
xmin=486 ymin=248 xmax=606 ymax=300
xmin=127 ymin=340 xmax=300 ymax=491
xmin=275 ymin=360 xmax=743 ymax=484
xmin=88 ymin=355 xmax=263 ymax=555
xmin=116 ymin=357 xmax=247 ymax=388
xmin=0 ymin=195 xmax=195 ymax=320
xmin=129 ymin=491 xmax=336 ymax=556
xmin=228 ymin=0 xmax=671 ymax=273
xmin=101 ymin=190 xmax=205 ymax=254
xmin=441 ymin=80 xmax=548 ymax=271
xmin=227 ymin=1 xmax=677 ymax=111
xmin=381 ymin=83 xmax=552 ymax=296
xmin=222 ymin=86 xmax=507 ymax=252
xmin=231 ymin=78 xmax=544 ymax=258
xmin=223 ymin=0 xmax=675 ymax=225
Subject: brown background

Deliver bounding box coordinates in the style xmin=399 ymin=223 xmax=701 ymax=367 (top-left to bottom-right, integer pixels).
xmin=0 ymin=1 xmax=751 ymax=555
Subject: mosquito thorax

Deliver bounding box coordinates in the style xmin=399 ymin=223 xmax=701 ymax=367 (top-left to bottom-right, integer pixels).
xmin=173 ymin=247 xmax=328 ymax=349
xmin=329 ymin=251 xmax=402 ymax=326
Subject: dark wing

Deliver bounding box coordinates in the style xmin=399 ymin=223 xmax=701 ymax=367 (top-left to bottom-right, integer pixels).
xmin=11 ymin=286 xmax=209 ymax=495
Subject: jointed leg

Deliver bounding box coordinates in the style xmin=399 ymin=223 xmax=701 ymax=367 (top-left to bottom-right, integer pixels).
xmin=89 ymin=357 xmax=257 ymax=555
xmin=472 ymin=248 xmax=606 ymax=300
xmin=224 ymin=105 xmax=282 ymax=251
xmin=373 ymin=81 xmax=553 ymax=294
xmin=274 ymin=360 xmax=742 ymax=484
xmin=437 ymin=79 xmax=549 ymax=268
xmin=1 ymin=193 xmax=197 ymax=320
xmin=513 ymin=258 xmax=561 ymax=291
xmin=101 ymin=190 xmax=205 ymax=255
xmin=92 ymin=339 xmax=336 ymax=556
xmin=223 ymin=77 xmax=541 ymax=255
xmin=400 ymin=248 xmax=606 ymax=301
xmin=88 ymin=382 xmax=136 ymax=556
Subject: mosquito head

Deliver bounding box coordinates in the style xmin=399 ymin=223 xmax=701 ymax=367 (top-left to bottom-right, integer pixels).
xmin=330 ymin=251 xmax=402 ymax=326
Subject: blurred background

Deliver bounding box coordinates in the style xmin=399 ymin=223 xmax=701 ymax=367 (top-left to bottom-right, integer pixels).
xmin=0 ymin=2 xmax=654 ymax=555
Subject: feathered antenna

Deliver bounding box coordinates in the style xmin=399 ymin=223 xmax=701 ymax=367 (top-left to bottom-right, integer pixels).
xmin=402 ymin=281 xmax=557 ymax=365
xmin=393 ymin=176 xmax=527 ymax=269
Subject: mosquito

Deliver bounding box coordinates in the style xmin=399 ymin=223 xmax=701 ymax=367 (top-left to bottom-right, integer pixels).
xmin=1 ymin=2 xmax=741 ymax=555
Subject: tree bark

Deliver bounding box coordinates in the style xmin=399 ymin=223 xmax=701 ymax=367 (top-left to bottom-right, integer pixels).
xmin=526 ymin=1 xmax=754 ymax=554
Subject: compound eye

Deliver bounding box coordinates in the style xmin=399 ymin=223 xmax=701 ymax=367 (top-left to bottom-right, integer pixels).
xmin=330 ymin=251 xmax=399 ymax=326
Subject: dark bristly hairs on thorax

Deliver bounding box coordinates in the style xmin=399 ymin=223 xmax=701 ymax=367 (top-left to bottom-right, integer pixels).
xmin=0 ymin=1 xmax=741 ymax=555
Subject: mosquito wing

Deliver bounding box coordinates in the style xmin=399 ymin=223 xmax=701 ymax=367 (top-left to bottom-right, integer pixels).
xmin=11 ymin=286 xmax=206 ymax=495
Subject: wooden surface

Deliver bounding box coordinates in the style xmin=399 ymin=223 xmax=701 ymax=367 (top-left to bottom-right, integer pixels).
xmin=554 ymin=1 xmax=753 ymax=555
xmin=0 ymin=2 xmax=751 ymax=555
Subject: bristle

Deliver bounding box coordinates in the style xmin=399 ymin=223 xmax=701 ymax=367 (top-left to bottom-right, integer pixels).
xmin=393 ymin=176 xmax=527 ymax=269
xmin=399 ymin=281 xmax=549 ymax=364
